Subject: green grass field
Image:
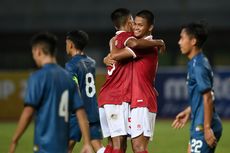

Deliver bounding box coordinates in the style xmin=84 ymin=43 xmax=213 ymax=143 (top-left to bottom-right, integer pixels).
xmin=1 ymin=120 xmax=229 ymax=153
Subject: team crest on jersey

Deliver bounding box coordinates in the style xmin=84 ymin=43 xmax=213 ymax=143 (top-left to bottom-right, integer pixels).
xmin=195 ymin=125 xmax=204 ymax=132
xmin=137 ymin=124 xmax=142 ymax=130
xmin=33 ymin=145 xmax=39 ymax=152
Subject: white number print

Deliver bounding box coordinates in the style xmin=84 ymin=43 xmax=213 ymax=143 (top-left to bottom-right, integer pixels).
xmin=59 ymin=90 xmax=69 ymax=122
xmin=191 ymin=139 xmax=203 ymax=153
xmin=107 ymin=64 xmax=116 ymax=76
xmin=85 ymin=73 xmax=96 ymax=97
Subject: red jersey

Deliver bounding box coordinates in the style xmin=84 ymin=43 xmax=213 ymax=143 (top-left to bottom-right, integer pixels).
xmin=98 ymin=31 xmax=134 ymax=107
xmin=132 ymin=36 xmax=158 ymax=112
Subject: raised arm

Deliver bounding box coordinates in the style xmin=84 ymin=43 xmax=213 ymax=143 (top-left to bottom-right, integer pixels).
xmin=108 ymin=37 xmax=136 ymax=61
xmin=126 ymin=38 xmax=165 ymax=50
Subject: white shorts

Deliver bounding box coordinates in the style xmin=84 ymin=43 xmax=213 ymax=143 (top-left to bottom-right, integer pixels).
xmin=99 ymin=102 xmax=130 ymax=138
xmin=130 ymin=107 xmax=156 ymax=140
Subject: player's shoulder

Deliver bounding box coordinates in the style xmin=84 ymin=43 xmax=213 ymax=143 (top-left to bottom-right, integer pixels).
xmin=116 ymin=31 xmax=134 ymax=39
xmin=65 ymin=59 xmax=77 ymax=72
xmin=194 ymin=53 xmax=211 ymax=68
xmin=86 ymin=55 xmax=96 ymax=64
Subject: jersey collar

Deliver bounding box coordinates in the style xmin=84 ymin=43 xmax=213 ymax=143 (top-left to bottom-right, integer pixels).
xmin=115 ymin=31 xmax=126 ymax=35
xmin=144 ymin=35 xmax=153 ymax=40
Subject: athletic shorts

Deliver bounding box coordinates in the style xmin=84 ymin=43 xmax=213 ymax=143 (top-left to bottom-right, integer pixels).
xmin=189 ymin=131 xmax=222 ymax=153
xmin=99 ymin=102 xmax=130 ymax=138
xmin=130 ymin=107 xmax=156 ymax=140
xmin=69 ymin=116 xmax=103 ymax=142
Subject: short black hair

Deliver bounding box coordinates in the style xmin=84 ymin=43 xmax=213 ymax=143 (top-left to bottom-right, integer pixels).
xmin=182 ymin=22 xmax=208 ymax=48
xmin=66 ymin=30 xmax=89 ymax=50
xmin=111 ymin=8 xmax=131 ymax=29
xmin=136 ymin=10 xmax=155 ymax=26
xmin=31 ymin=32 xmax=58 ymax=56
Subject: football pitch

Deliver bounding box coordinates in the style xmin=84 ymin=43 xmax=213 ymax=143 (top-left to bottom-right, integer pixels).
xmin=1 ymin=120 xmax=229 ymax=153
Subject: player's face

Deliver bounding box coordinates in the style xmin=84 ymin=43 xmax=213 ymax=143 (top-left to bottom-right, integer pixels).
xmin=178 ymin=29 xmax=195 ymax=55
xmin=133 ymin=16 xmax=153 ymax=38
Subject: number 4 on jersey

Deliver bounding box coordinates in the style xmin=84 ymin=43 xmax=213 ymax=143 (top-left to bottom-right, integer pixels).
xmin=59 ymin=90 xmax=69 ymax=122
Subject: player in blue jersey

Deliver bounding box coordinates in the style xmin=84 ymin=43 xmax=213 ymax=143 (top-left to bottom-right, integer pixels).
xmin=9 ymin=32 xmax=93 ymax=153
xmin=65 ymin=30 xmax=105 ymax=153
xmin=172 ymin=23 xmax=222 ymax=153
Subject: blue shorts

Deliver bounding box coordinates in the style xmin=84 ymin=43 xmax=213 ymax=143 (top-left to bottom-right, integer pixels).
xmin=69 ymin=117 xmax=103 ymax=142
xmin=190 ymin=131 xmax=222 ymax=153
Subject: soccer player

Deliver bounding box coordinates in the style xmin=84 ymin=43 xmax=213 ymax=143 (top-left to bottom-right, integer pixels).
xmin=65 ymin=30 xmax=105 ymax=153
xmin=9 ymin=32 xmax=92 ymax=153
xmin=104 ymin=10 xmax=163 ymax=153
xmin=99 ymin=8 xmax=164 ymax=153
xmin=172 ymin=23 xmax=222 ymax=153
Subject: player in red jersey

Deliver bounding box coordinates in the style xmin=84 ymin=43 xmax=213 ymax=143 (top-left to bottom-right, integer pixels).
xmin=98 ymin=8 xmax=164 ymax=153
xmin=105 ymin=10 xmax=163 ymax=153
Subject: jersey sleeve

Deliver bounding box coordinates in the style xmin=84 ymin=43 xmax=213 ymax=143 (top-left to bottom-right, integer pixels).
xmin=115 ymin=32 xmax=137 ymax=58
xmin=115 ymin=32 xmax=135 ymax=49
xmin=71 ymin=86 xmax=84 ymax=112
xmin=24 ymin=73 xmax=43 ymax=108
xmin=194 ymin=65 xmax=212 ymax=93
xmin=65 ymin=62 xmax=79 ymax=86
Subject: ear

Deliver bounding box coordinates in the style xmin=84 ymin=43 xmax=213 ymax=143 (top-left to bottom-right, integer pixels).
xmin=149 ymin=25 xmax=154 ymax=32
xmin=69 ymin=40 xmax=75 ymax=49
xmin=37 ymin=47 xmax=43 ymax=56
xmin=191 ymin=38 xmax=197 ymax=46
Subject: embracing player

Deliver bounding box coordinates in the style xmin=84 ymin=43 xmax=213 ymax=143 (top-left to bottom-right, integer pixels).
xmin=105 ymin=10 xmax=165 ymax=153
xmin=99 ymin=8 xmax=164 ymax=153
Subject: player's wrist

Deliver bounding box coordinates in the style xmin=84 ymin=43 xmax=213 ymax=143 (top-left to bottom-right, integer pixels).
xmin=204 ymin=125 xmax=211 ymax=130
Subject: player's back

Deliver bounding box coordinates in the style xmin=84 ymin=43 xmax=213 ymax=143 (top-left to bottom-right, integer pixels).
xmin=65 ymin=55 xmax=99 ymax=122
xmin=132 ymin=46 xmax=159 ymax=113
xmin=25 ymin=63 xmax=77 ymax=153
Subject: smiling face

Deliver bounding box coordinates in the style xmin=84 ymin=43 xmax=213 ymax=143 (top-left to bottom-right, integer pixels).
xmin=178 ymin=28 xmax=196 ymax=56
xmin=133 ymin=16 xmax=153 ymax=38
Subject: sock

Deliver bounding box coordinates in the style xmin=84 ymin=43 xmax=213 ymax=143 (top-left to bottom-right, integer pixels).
xmin=112 ymin=149 xmax=123 ymax=153
xmin=104 ymin=145 xmax=113 ymax=153
xmin=137 ymin=151 xmax=148 ymax=153
xmin=97 ymin=147 xmax=105 ymax=153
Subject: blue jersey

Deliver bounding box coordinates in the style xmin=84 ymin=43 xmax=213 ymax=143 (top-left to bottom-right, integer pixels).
xmin=65 ymin=55 xmax=99 ymax=123
xmin=24 ymin=63 xmax=83 ymax=153
xmin=187 ymin=52 xmax=222 ymax=136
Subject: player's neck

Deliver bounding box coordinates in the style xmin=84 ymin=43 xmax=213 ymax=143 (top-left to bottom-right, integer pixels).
xmin=119 ymin=26 xmax=131 ymax=32
xmin=188 ymin=47 xmax=202 ymax=60
xmin=41 ymin=56 xmax=56 ymax=66
xmin=71 ymin=49 xmax=84 ymax=57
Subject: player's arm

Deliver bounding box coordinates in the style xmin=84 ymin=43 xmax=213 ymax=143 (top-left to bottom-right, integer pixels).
xmin=108 ymin=38 xmax=166 ymax=62
xmin=126 ymin=37 xmax=165 ymax=50
xmin=171 ymin=106 xmax=191 ymax=129
xmin=110 ymin=37 xmax=136 ymax=61
xmin=75 ymin=108 xmax=93 ymax=153
xmin=9 ymin=106 xmax=35 ymax=153
xmin=203 ymin=91 xmax=217 ymax=148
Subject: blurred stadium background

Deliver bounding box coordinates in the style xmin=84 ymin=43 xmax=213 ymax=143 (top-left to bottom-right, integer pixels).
xmin=0 ymin=0 xmax=230 ymax=152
